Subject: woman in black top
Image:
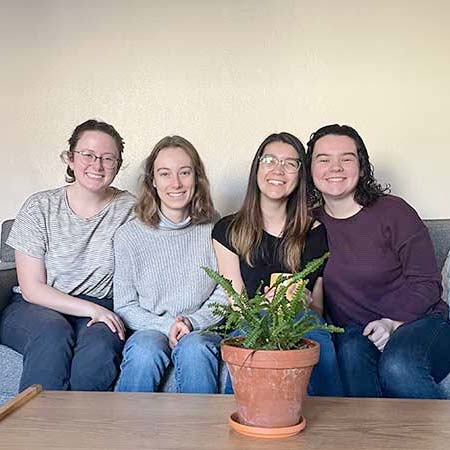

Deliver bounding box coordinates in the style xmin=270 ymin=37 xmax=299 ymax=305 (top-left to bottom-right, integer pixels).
xmin=212 ymin=132 xmax=343 ymax=396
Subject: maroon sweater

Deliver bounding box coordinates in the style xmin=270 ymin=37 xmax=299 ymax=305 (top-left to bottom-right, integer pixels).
xmin=315 ymin=195 xmax=447 ymax=327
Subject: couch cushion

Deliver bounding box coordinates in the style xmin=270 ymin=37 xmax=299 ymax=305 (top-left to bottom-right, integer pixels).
xmin=442 ymin=251 xmax=450 ymax=305
xmin=424 ymin=219 xmax=450 ymax=272
xmin=0 ymin=220 xmax=15 ymax=264
xmin=0 ymin=344 xmax=22 ymax=402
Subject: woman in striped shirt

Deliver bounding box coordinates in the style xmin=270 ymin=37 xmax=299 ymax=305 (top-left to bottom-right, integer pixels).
xmin=0 ymin=119 xmax=135 ymax=392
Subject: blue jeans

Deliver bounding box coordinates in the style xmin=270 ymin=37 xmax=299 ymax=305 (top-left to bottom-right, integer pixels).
xmin=335 ymin=315 xmax=450 ymax=399
xmin=0 ymin=293 xmax=123 ymax=392
xmin=116 ymin=329 xmax=222 ymax=393
xmin=224 ymin=311 xmax=343 ymax=396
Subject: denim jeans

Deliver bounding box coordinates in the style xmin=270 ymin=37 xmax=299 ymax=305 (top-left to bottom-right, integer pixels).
xmin=0 ymin=293 xmax=123 ymax=392
xmin=115 ymin=329 xmax=222 ymax=393
xmin=224 ymin=311 xmax=344 ymax=396
xmin=335 ymin=315 xmax=450 ymax=399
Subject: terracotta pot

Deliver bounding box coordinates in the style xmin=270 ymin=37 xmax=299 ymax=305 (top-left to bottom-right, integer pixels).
xmin=221 ymin=338 xmax=320 ymax=429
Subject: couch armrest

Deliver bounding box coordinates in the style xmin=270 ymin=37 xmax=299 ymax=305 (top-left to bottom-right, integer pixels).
xmin=424 ymin=219 xmax=450 ymax=272
xmin=0 ymin=263 xmax=17 ymax=315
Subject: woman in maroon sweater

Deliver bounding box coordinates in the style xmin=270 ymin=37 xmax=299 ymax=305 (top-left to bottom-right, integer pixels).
xmin=305 ymin=124 xmax=450 ymax=399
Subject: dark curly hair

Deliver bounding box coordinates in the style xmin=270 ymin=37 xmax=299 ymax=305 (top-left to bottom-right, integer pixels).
xmin=305 ymin=124 xmax=389 ymax=207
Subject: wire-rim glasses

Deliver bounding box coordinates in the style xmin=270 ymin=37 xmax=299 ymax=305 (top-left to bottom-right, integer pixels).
xmin=259 ymin=154 xmax=301 ymax=173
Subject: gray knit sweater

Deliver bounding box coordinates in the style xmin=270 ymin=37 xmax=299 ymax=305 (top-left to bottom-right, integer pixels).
xmin=113 ymin=218 xmax=227 ymax=335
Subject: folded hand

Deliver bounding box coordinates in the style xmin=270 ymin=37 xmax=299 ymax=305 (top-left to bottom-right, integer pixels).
xmin=168 ymin=315 xmax=193 ymax=349
xmin=363 ymin=318 xmax=403 ymax=351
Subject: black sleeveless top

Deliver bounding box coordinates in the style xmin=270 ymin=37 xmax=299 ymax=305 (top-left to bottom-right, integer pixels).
xmin=212 ymin=214 xmax=328 ymax=297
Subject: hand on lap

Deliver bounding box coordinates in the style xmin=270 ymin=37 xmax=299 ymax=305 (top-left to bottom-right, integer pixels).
xmin=168 ymin=315 xmax=193 ymax=348
xmin=363 ymin=318 xmax=403 ymax=351
xmin=87 ymin=305 xmax=126 ymax=341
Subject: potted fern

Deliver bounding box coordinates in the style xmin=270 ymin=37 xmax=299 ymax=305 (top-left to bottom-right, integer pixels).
xmin=204 ymin=253 xmax=342 ymax=438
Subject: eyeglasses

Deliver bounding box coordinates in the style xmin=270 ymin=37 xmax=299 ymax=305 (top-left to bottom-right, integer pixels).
xmin=72 ymin=150 xmax=120 ymax=170
xmin=259 ymin=154 xmax=301 ymax=173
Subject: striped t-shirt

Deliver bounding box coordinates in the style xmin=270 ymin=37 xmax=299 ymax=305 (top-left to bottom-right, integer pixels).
xmin=7 ymin=186 xmax=135 ymax=299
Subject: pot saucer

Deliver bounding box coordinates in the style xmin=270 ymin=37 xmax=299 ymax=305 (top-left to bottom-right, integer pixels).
xmin=229 ymin=412 xmax=306 ymax=439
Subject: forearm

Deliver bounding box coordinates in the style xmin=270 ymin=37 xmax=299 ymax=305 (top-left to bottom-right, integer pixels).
xmin=21 ymin=282 xmax=95 ymax=317
xmin=113 ymin=283 xmax=175 ymax=333
xmin=394 ymin=222 xmax=443 ymax=318
xmin=404 ymin=279 xmax=442 ymax=314
xmin=212 ymin=239 xmax=245 ymax=297
xmin=309 ymin=302 xmax=323 ymax=316
xmin=310 ymin=277 xmax=324 ymax=316
xmin=186 ymin=307 xmax=222 ymax=331
xmin=382 ymin=280 xmax=442 ymax=321
xmin=186 ymin=286 xmax=228 ymax=330
xmin=115 ymin=304 xmax=174 ymax=334
xmin=16 ymin=250 xmax=96 ymax=317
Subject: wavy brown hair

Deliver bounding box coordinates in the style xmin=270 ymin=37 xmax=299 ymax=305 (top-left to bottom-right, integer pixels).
xmin=229 ymin=132 xmax=312 ymax=272
xmin=136 ymin=136 xmax=216 ymax=227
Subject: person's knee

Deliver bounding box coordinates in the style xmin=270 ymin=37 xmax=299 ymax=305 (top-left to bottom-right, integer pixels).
xmin=90 ymin=334 xmax=123 ymax=362
xmin=19 ymin=317 xmax=74 ymax=391
xmin=122 ymin=331 xmax=169 ymax=365
xmin=378 ymin=347 xmax=411 ymax=390
xmin=173 ymin=332 xmax=219 ymax=359
xmin=305 ymin=328 xmax=333 ymax=346
xmin=336 ymin=328 xmax=369 ymax=358
xmin=32 ymin=318 xmax=74 ymax=350
xmin=336 ymin=329 xmax=380 ymax=380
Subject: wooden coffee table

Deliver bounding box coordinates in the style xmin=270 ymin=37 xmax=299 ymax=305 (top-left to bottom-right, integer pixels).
xmin=1 ymin=390 xmax=449 ymax=449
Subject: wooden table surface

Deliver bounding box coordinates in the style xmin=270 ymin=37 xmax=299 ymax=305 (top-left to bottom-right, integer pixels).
xmin=1 ymin=391 xmax=450 ymax=450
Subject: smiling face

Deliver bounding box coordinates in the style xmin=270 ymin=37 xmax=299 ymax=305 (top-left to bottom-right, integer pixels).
xmin=153 ymin=146 xmax=196 ymax=222
xmin=256 ymin=141 xmax=300 ymax=204
xmin=310 ymin=134 xmax=360 ymax=203
xmin=68 ymin=130 xmax=120 ymax=194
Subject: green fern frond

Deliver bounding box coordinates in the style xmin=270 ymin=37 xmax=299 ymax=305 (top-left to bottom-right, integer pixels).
xmin=202 ymin=267 xmax=241 ymax=304
xmin=202 ymin=253 xmax=343 ymax=350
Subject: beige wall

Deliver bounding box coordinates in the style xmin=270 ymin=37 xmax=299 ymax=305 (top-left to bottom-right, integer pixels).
xmin=1 ymin=0 xmax=449 ymax=222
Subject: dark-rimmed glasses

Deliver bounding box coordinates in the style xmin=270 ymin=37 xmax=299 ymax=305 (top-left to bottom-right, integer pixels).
xmin=72 ymin=150 xmax=120 ymax=170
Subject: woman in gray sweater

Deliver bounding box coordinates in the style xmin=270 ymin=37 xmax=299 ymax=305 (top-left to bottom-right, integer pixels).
xmin=114 ymin=136 xmax=227 ymax=393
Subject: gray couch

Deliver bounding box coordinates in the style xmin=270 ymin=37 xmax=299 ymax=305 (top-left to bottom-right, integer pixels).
xmin=1 ymin=218 xmax=450 ymax=404
xmin=0 ymin=219 xmax=228 ymax=404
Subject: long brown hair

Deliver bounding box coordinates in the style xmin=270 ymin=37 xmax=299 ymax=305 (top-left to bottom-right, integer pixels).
xmin=136 ymin=136 xmax=216 ymax=227
xmin=229 ymin=132 xmax=312 ymax=272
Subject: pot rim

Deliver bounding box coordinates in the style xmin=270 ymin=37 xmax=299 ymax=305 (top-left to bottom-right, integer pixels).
xmin=221 ymin=336 xmax=319 ymax=352
xmin=221 ymin=337 xmax=320 ymax=369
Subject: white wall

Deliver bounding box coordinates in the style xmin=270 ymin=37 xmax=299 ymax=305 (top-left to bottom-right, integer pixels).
xmin=1 ymin=0 xmax=449 ymax=222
